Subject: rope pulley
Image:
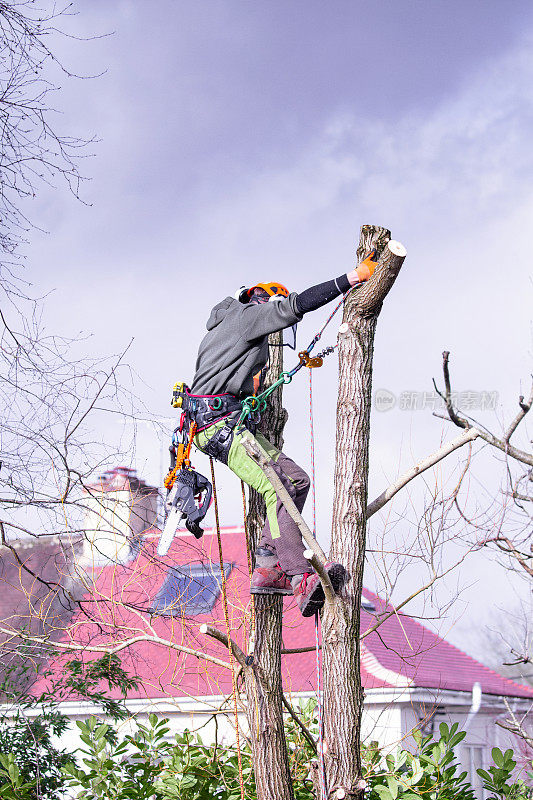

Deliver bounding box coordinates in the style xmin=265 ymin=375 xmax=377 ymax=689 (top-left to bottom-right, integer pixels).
xmin=298 ymin=350 xmax=323 ymax=368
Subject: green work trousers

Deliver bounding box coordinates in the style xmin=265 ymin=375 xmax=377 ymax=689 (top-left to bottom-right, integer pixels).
xmin=195 ymin=423 xmax=311 ymax=577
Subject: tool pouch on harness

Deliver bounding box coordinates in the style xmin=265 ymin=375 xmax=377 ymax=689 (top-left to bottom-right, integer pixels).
xmin=200 ymin=412 xmax=241 ymax=465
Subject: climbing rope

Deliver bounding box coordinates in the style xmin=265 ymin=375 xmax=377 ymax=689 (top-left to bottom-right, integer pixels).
xmin=309 ymin=370 xmax=328 ymax=800
xmin=241 ymin=480 xmax=256 ymax=664
xmin=209 ymin=458 xmax=246 ymax=800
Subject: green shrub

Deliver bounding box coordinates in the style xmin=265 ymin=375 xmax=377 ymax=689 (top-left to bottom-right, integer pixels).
xmin=363 ymin=722 xmax=476 ymax=800
xmin=58 ymin=711 xmax=533 ymax=800
xmin=2 ymin=692 xmax=532 ymax=799
xmin=478 ymin=746 xmax=533 ymax=799
xmin=0 ymin=654 xmax=139 ymax=800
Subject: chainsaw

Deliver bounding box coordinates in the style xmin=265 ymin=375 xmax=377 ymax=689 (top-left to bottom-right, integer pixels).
xmin=158 ymin=404 xmax=213 ymax=557
xmin=158 ymin=466 xmax=212 ymax=556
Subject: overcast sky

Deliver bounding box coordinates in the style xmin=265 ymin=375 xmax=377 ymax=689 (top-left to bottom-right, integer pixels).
xmin=22 ymin=1 xmax=533 ymax=659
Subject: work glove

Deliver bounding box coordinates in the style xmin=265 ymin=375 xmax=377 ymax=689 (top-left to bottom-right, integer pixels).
xmin=347 ymin=248 xmax=379 ymax=286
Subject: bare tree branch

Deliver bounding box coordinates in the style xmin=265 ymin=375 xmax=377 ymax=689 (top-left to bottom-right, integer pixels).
xmin=281 ymin=693 xmax=318 ymax=755
xmin=434 ymin=352 xmax=533 ymax=466
xmin=199 ymin=623 xmax=247 ymax=670
xmin=496 ymin=698 xmax=533 ymax=750
xmin=505 ymin=385 xmax=533 ymax=443
xmin=0 ymin=624 xmax=234 ymax=672
xmin=366 ymin=428 xmax=479 ymax=518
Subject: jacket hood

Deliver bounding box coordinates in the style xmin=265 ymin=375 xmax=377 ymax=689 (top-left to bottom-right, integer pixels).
xmin=206 ymin=297 xmax=237 ymax=331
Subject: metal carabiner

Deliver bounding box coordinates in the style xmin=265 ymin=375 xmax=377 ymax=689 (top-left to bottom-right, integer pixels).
xmin=298 ymin=350 xmax=323 ymax=369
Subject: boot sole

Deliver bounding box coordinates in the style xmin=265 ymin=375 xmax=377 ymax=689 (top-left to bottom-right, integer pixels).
xmin=250 ymin=586 xmax=293 ymax=596
xmin=300 ymin=564 xmax=350 ymax=617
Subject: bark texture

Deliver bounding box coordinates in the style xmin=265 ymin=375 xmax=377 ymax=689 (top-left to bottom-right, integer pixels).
xmin=321 ymin=225 xmax=405 ymax=798
xmin=244 ymin=332 xmax=295 ymax=800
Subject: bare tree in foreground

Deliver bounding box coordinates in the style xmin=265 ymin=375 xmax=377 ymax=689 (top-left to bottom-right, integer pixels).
xmin=0 ymin=1 xmax=151 ymax=676
xmin=316 ymin=224 xmax=532 ymax=798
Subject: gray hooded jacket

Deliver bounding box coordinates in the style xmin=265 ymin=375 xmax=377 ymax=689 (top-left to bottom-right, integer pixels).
xmin=190 ymin=294 xmax=302 ymax=397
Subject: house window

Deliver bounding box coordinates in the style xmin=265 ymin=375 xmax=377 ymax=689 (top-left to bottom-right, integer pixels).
xmin=151 ymin=562 xmax=232 ymax=617
xmin=463 ymin=745 xmax=485 ymax=799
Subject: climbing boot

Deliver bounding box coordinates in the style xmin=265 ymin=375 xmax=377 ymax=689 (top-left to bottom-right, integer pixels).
xmin=250 ymin=546 xmax=292 ymax=595
xmin=292 ymin=562 xmax=349 ymax=617
xmin=250 ymin=565 xmax=293 ymax=595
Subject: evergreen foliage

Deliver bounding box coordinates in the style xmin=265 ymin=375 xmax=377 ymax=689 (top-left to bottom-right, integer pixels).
xmin=0 ymin=655 xmax=138 ymax=799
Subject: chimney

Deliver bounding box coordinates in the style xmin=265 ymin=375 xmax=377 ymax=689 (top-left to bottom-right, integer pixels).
xmin=81 ymin=467 xmax=158 ymax=567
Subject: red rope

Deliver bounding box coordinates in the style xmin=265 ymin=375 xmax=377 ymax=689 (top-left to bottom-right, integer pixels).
xmin=309 ymin=369 xmax=327 ymax=800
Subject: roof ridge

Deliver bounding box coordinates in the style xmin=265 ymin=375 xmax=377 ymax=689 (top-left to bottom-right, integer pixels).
xmin=361 ymin=588 xmax=533 ymax=697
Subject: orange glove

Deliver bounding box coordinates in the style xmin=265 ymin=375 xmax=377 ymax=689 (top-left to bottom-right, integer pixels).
xmin=354 ymin=248 xmax=378 ymax=282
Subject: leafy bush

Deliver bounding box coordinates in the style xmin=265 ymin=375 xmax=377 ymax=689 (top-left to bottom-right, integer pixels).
xmin=63 ymin=715 xmax=173 ymax=800
xmin=63 ymin=714 xmax=254 ymax=800
xmin=0 ymin=654 xmax=138 ymax=799
xmin=59 ymin=713 xmax=533 ymax=800
xmin=363 ymin=722 xmax=476 ymax=800
xmin=0 ymin=753 xmax=36 ymax=800
xmin=1 ymin=693 xmax=532 ymax=799
xmin=478 ymin=747 xmax=533 ymax=799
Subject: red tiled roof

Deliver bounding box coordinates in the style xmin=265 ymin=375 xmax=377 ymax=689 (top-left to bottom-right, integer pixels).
xmin=33 ymin=527 xmax=533 ymax=702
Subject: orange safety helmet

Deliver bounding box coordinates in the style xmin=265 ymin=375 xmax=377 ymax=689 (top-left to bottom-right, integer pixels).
xmin=246 ymin=281 xmax=290 ymax=300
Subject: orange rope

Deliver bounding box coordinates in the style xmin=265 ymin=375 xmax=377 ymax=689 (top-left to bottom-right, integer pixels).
xmin=184 ymin=421 xmax=197 ymax=465
xmin=241 ymin=480 xmax=256 ymax=661
xmin=210 ymin=458 xmax=246 ymax=800
xmin=164 ymin=422 xmax=198 ymax=490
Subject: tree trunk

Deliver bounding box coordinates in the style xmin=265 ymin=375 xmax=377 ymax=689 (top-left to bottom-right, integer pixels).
xmin=244 ymin=332 xmax=295 ymax=800
xmin=321 ymin=226 xmax=406 ymax=798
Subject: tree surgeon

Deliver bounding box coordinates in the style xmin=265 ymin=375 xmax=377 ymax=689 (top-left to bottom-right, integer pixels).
xmin=185 ymin=256 xmax=377 ymax=617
